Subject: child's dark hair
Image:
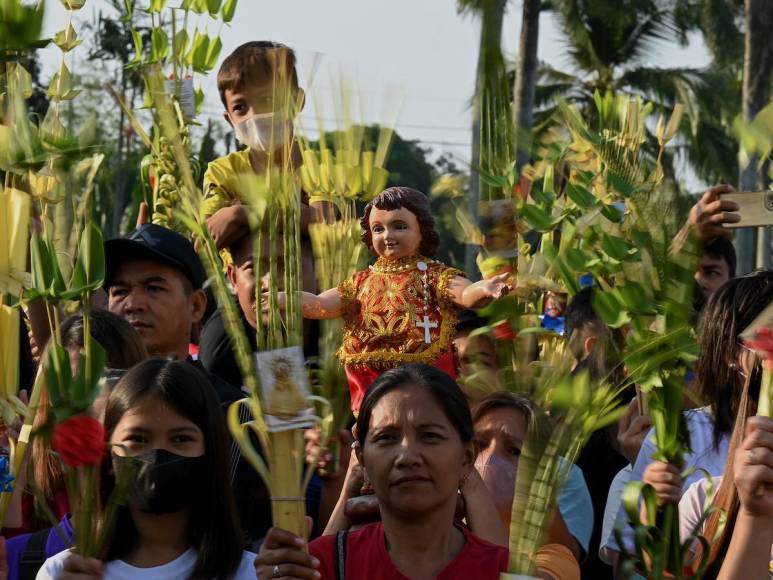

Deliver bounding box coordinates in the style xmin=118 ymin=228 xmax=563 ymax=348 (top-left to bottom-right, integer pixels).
xmin=101 ymin=359 xmax=243 ymax=579
xmin=59 ymin=310 xmax=148 ymax=370
xmin=360 ymin=187 xmax=440 ymax=257
xmin=356 ymin=363 xmax=472 ymax=447
xmin=217 ymin=41 xmax=298 ymax=108
xmin=702 ymin=236 xmax=736 ymax=278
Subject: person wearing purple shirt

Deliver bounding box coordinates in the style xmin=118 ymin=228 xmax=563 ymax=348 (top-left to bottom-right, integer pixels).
xmin=5 ymin=515 xmax=73 ymax=580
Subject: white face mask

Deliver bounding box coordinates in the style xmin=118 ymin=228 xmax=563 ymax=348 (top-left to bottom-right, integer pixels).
xmin=233 ymin=112 xmax=289 ymax=152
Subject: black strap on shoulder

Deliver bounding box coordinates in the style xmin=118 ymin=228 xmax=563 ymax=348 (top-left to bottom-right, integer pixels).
xmin=334 ymin=529 xmax=348 ymax=580
xmin=19 ymin=528 xmax=50 ymax=580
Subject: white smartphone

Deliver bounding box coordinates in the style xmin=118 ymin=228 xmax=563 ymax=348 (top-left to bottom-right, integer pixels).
xmin=719 ymin=191 xmax=773 ymax=228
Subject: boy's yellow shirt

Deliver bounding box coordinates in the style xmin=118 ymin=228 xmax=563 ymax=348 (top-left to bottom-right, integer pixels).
xmin=202 ymin=148 xmax=256 ymax=217
xmin=203 ymin=148 xmax=320 ymax=267
xmin=203 ymin=147 xmax=321 ymax=214
xmin=203 ymin=148 xmax=261 ymax=267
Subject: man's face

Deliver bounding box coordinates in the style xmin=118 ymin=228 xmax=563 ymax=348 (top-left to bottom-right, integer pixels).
xmin=107 ymin=260 xmax=205 ymax=358
xmin=227 ymin=235 xmax=285 ymax=329
xmin=454 ymin=333 xmax=497 ymax=378
xmin=694 ymin=255 xmax=730 ymax=299
xmin=454 ymin=332 xmax=499 ymax=401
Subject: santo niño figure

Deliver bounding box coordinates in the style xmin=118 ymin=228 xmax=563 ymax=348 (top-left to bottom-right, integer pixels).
xmin=281 ymin=186 xmax=512 ymax=412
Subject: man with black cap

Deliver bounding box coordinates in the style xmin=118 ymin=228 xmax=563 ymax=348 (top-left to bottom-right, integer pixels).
xmin=104 ymin=223 xmax=272 ymax=546
xmin=104 ymin=223 xmax=208 ymax=361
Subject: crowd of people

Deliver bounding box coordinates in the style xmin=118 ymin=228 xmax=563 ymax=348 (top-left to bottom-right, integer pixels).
xmin=3 ymin=40 xmax=772 ymax=580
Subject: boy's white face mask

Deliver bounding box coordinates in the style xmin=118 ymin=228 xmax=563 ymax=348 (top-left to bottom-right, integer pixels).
xmin=233 ymin=112 xmax=289 ymax=152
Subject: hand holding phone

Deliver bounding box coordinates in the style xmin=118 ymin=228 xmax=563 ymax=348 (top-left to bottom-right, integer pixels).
xmin=687 ymin=185 xmax=740 ymax=239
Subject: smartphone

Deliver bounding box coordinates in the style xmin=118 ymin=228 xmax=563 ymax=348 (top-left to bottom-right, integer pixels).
xmin=719 ymin=191 xmax=773 ymax=228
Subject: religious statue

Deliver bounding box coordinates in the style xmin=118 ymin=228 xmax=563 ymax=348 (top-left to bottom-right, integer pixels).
xmin=279 ymin=186 xmax=512 ymax=412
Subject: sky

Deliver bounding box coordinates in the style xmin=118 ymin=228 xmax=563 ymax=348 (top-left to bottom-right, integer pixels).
xmin=38 ymin=0 xmax=712 ymax=168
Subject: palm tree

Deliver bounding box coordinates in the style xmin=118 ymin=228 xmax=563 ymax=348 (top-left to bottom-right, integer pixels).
xmin=513 ymin=0 xmax=542 ymax=172
xmin=457 ymin=0 xmax=510 ymax=273
xmin=736 ymin=0 xmax=773 ymax=272
xmin=533 ymin=0 xmax=741 ymax=184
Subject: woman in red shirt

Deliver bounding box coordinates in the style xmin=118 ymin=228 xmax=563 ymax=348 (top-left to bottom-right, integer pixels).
xmin=255 ymin=363 xmax=508 ymax=579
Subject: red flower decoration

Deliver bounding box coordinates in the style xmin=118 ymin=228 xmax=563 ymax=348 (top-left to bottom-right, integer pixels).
xmin=492 ymin=320 xmax=517 ymax=341
xmin=52 ymin=416 xmax=105 ymax=468
xmin=745 ymin=327 xmax=773 ymax=369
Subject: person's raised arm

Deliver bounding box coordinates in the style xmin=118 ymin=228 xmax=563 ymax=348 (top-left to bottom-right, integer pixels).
xmin=717 ymin=416 xmax=773 ymax=580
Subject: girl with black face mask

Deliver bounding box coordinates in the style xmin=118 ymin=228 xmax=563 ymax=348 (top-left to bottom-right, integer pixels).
xmin=36 ymin=358 xmax=256 ymax=580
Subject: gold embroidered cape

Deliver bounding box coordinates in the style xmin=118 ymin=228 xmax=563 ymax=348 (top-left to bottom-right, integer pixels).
xmin=336 ymin=256 xmax=465 ymax=368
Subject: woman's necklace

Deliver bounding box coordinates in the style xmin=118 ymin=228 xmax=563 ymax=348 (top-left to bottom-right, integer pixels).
xmin=369 ymin=256 xmax=440 ymax=343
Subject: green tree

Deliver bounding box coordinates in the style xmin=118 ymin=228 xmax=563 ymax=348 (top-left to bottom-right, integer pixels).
xmin=83 ymin=0 xmax=150 ymax=235
xmin=513 ymin=0 xmax=542 ymax=172
xmin=736 ymin=0 xmax=773 ymax=272
xmin=534 ymin=0 xmax=740 ymax=184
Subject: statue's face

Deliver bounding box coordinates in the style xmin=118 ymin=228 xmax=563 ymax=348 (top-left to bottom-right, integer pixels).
xmin=368 ymin=206 xmax=422 ymax=260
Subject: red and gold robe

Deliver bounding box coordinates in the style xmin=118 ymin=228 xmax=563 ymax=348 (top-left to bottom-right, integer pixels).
xmin=337 ymin=255 xmax=464 ymax=412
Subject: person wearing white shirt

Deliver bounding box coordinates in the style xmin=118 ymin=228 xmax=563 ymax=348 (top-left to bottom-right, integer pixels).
xmin=37 ymin=359 xmax=258 ymax=580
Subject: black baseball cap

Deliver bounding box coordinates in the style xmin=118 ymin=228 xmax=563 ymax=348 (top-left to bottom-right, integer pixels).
xmin=104 ymin=224 xmax=206 ymax=289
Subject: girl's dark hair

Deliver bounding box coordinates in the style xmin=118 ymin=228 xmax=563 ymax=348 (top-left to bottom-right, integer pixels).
xmin=356 ymin=363 xmax=473 ymax=447
xmin=472 ymin=391 xmax=534 ymax=426
xmin=360 ymin=187 xmax=440 ymax=257
xmin=101 ymin=359 xmax=242 ymax=579
xmin=695 ymin=270 xmax=773 ymax=448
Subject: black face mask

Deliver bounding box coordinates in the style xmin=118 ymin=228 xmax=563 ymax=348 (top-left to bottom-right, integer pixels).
xmin=115 ymin=449 xmax=206 ymax=515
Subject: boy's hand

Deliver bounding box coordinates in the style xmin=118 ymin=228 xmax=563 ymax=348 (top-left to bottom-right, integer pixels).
xmin=206 ymin=204 xmax=248 ymax=251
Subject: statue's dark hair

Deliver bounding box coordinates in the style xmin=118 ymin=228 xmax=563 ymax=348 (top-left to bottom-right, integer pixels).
xmin=360 ymin=187 xmax=440 ymax=257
